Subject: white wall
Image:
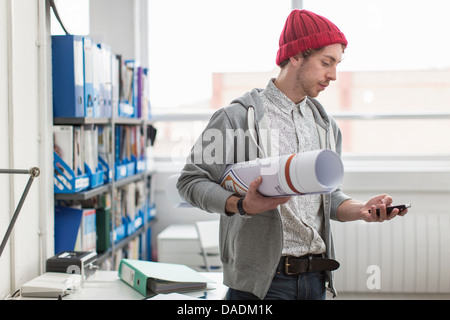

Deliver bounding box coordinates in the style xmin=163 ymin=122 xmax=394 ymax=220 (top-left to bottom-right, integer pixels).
xmin=89 ymin=0 xmax=148 ymax=66
xmin=0 ymin=0 xmax=54 ymax=297
xmin=0 ymin=0 xmax=11 ymax=297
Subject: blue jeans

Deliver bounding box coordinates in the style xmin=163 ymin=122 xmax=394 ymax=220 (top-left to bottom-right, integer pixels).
xmin=226 ymin=260 xmax=326 ymax=300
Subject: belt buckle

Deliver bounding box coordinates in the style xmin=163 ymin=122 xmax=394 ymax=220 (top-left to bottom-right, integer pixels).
xmin=307 ymin=255 xmax=313 ymax=272
xmin=284 ymin=257 xmax=296 ymax=275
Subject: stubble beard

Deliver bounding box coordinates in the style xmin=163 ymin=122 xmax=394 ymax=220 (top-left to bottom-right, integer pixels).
xmin=295 ymin=70 xmax=318 ymax=99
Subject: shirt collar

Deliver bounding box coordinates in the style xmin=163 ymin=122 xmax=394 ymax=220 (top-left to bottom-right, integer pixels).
xmin=263 ymin=79 xmax=308 ymax=116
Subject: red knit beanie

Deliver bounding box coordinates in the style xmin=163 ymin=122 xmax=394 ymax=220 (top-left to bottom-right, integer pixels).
xmin=276 ymin=9 xmax=348 ymax=66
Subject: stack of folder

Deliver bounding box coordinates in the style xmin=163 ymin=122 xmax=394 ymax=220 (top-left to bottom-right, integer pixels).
xmin=52 ymin=35 xmax=151 ymax=120
xmin=118 ymin=259 xmax=213 ymax=297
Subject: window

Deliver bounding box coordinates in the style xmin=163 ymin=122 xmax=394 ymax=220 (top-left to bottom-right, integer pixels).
xmin=148 ymin=0 xmax=291 ymax=162
xmin=303 ymin=0 xmax=450 ymax=157
xmin=148 ymin=0 xmax=450 ymax=162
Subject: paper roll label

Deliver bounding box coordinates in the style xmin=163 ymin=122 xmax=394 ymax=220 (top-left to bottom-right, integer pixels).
xmin=284 ymin=154 xmax=302 ymax=194
xmin=220 ymin=169 xmax=249 ymax=196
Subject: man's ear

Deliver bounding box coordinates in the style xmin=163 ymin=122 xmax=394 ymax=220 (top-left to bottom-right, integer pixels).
xmin=289 ymin=53 xmax=303 ymax=67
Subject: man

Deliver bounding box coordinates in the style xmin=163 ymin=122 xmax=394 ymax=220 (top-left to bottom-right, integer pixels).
xmin=177 ymin=9 xmax=407 ymax=300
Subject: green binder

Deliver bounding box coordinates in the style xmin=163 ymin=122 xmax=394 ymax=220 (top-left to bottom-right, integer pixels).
xmin=95 ymin=207 xmax=110 ymax=252
xmin=118 ymin=259 xmax=213 ymax=297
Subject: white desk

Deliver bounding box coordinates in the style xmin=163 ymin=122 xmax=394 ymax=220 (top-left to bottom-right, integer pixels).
xmin=20 ymin=271 xmax=226 ymax=300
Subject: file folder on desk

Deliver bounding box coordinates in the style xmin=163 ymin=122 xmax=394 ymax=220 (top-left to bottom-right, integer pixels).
xmin=52 ymin=35 xmax=85 ymax=117
xmin=118 ymin=259 xmax=213 ymax=297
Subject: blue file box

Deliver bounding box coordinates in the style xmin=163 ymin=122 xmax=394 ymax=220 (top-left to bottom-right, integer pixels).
xmin=118 ymin=102 xmax=136 ymax=118
xmin=113 ymin=216 xmax=128 ymax=243
xmin=54 ymin=206 xmax=83 ymax=253
xmin=85 ymin=162 xmax=106 ymax=190
xmin=136 ymin=156 xmax=146 ymax=174
xmin=54 ymin=152 xmax=109 ymax=193
xmin=98 ymin=156 xmax=112 ymax=183
xmin=52 ymin=35 xmax=86 ymax=118
xmin=54 ymin=152 xmax=90 ymax=194
xmin=82 ymin=37 xmax=95 ymax=117
xmin=114 ymin=157 xmax=136 ymax=181
xmin=97 ymin=43 xmax=113 ymax=118
xmin=54 ymin=206 xmax=96 ymax=253
xmin=118 ymin=60 xmax=137 ymax=118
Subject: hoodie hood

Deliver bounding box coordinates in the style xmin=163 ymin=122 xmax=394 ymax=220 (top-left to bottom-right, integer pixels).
xmin=229 ymin=88 xmax=268 ymax=124
xmin=229 ymin=88 xmax=264 ymax=110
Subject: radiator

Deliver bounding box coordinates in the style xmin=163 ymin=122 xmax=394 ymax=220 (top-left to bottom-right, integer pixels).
xmin=331 ymin=213 xmax=450 ymax=293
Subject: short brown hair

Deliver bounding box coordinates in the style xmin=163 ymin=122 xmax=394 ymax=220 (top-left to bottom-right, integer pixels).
xmin=278 ymin=47 xmax=324 ymax=68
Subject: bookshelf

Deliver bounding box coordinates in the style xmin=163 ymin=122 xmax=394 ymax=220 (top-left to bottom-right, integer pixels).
xmin=52 ymin=34 xmax=156 ymax=269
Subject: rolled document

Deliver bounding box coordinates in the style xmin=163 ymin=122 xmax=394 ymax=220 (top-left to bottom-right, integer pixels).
xmin=165 ymin=149 xmax=344 ymax=206
xmin=220 ymin=149 xmax=344 ymax=197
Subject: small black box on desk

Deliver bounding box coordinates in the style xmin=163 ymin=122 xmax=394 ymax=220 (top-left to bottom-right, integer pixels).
xmin=46 ymin=251 xmax=97 ymax=279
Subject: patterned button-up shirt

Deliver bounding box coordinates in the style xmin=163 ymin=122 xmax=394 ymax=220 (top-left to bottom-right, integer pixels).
xmin=260 ymin=79 xmax=326 ymax=257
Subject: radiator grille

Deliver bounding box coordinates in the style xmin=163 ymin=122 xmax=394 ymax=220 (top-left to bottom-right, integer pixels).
xmin=331 ymin=213 xmax=450 ymax=293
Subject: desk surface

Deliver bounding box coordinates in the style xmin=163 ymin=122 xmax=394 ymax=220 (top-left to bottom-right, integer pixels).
xmin=22 ymin=271 xmax=226 ymax=300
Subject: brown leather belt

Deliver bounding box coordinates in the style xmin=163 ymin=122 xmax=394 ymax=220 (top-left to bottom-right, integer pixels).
xmin=281 ymin=255 xmax=340 ymax=275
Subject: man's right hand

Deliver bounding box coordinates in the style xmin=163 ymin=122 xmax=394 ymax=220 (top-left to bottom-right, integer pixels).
xmin=226 ymin=176 xmax=291 ymax=216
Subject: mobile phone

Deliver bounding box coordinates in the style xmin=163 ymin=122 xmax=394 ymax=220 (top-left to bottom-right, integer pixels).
xmin=369 ymin=203 xmax=411 ymax=215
